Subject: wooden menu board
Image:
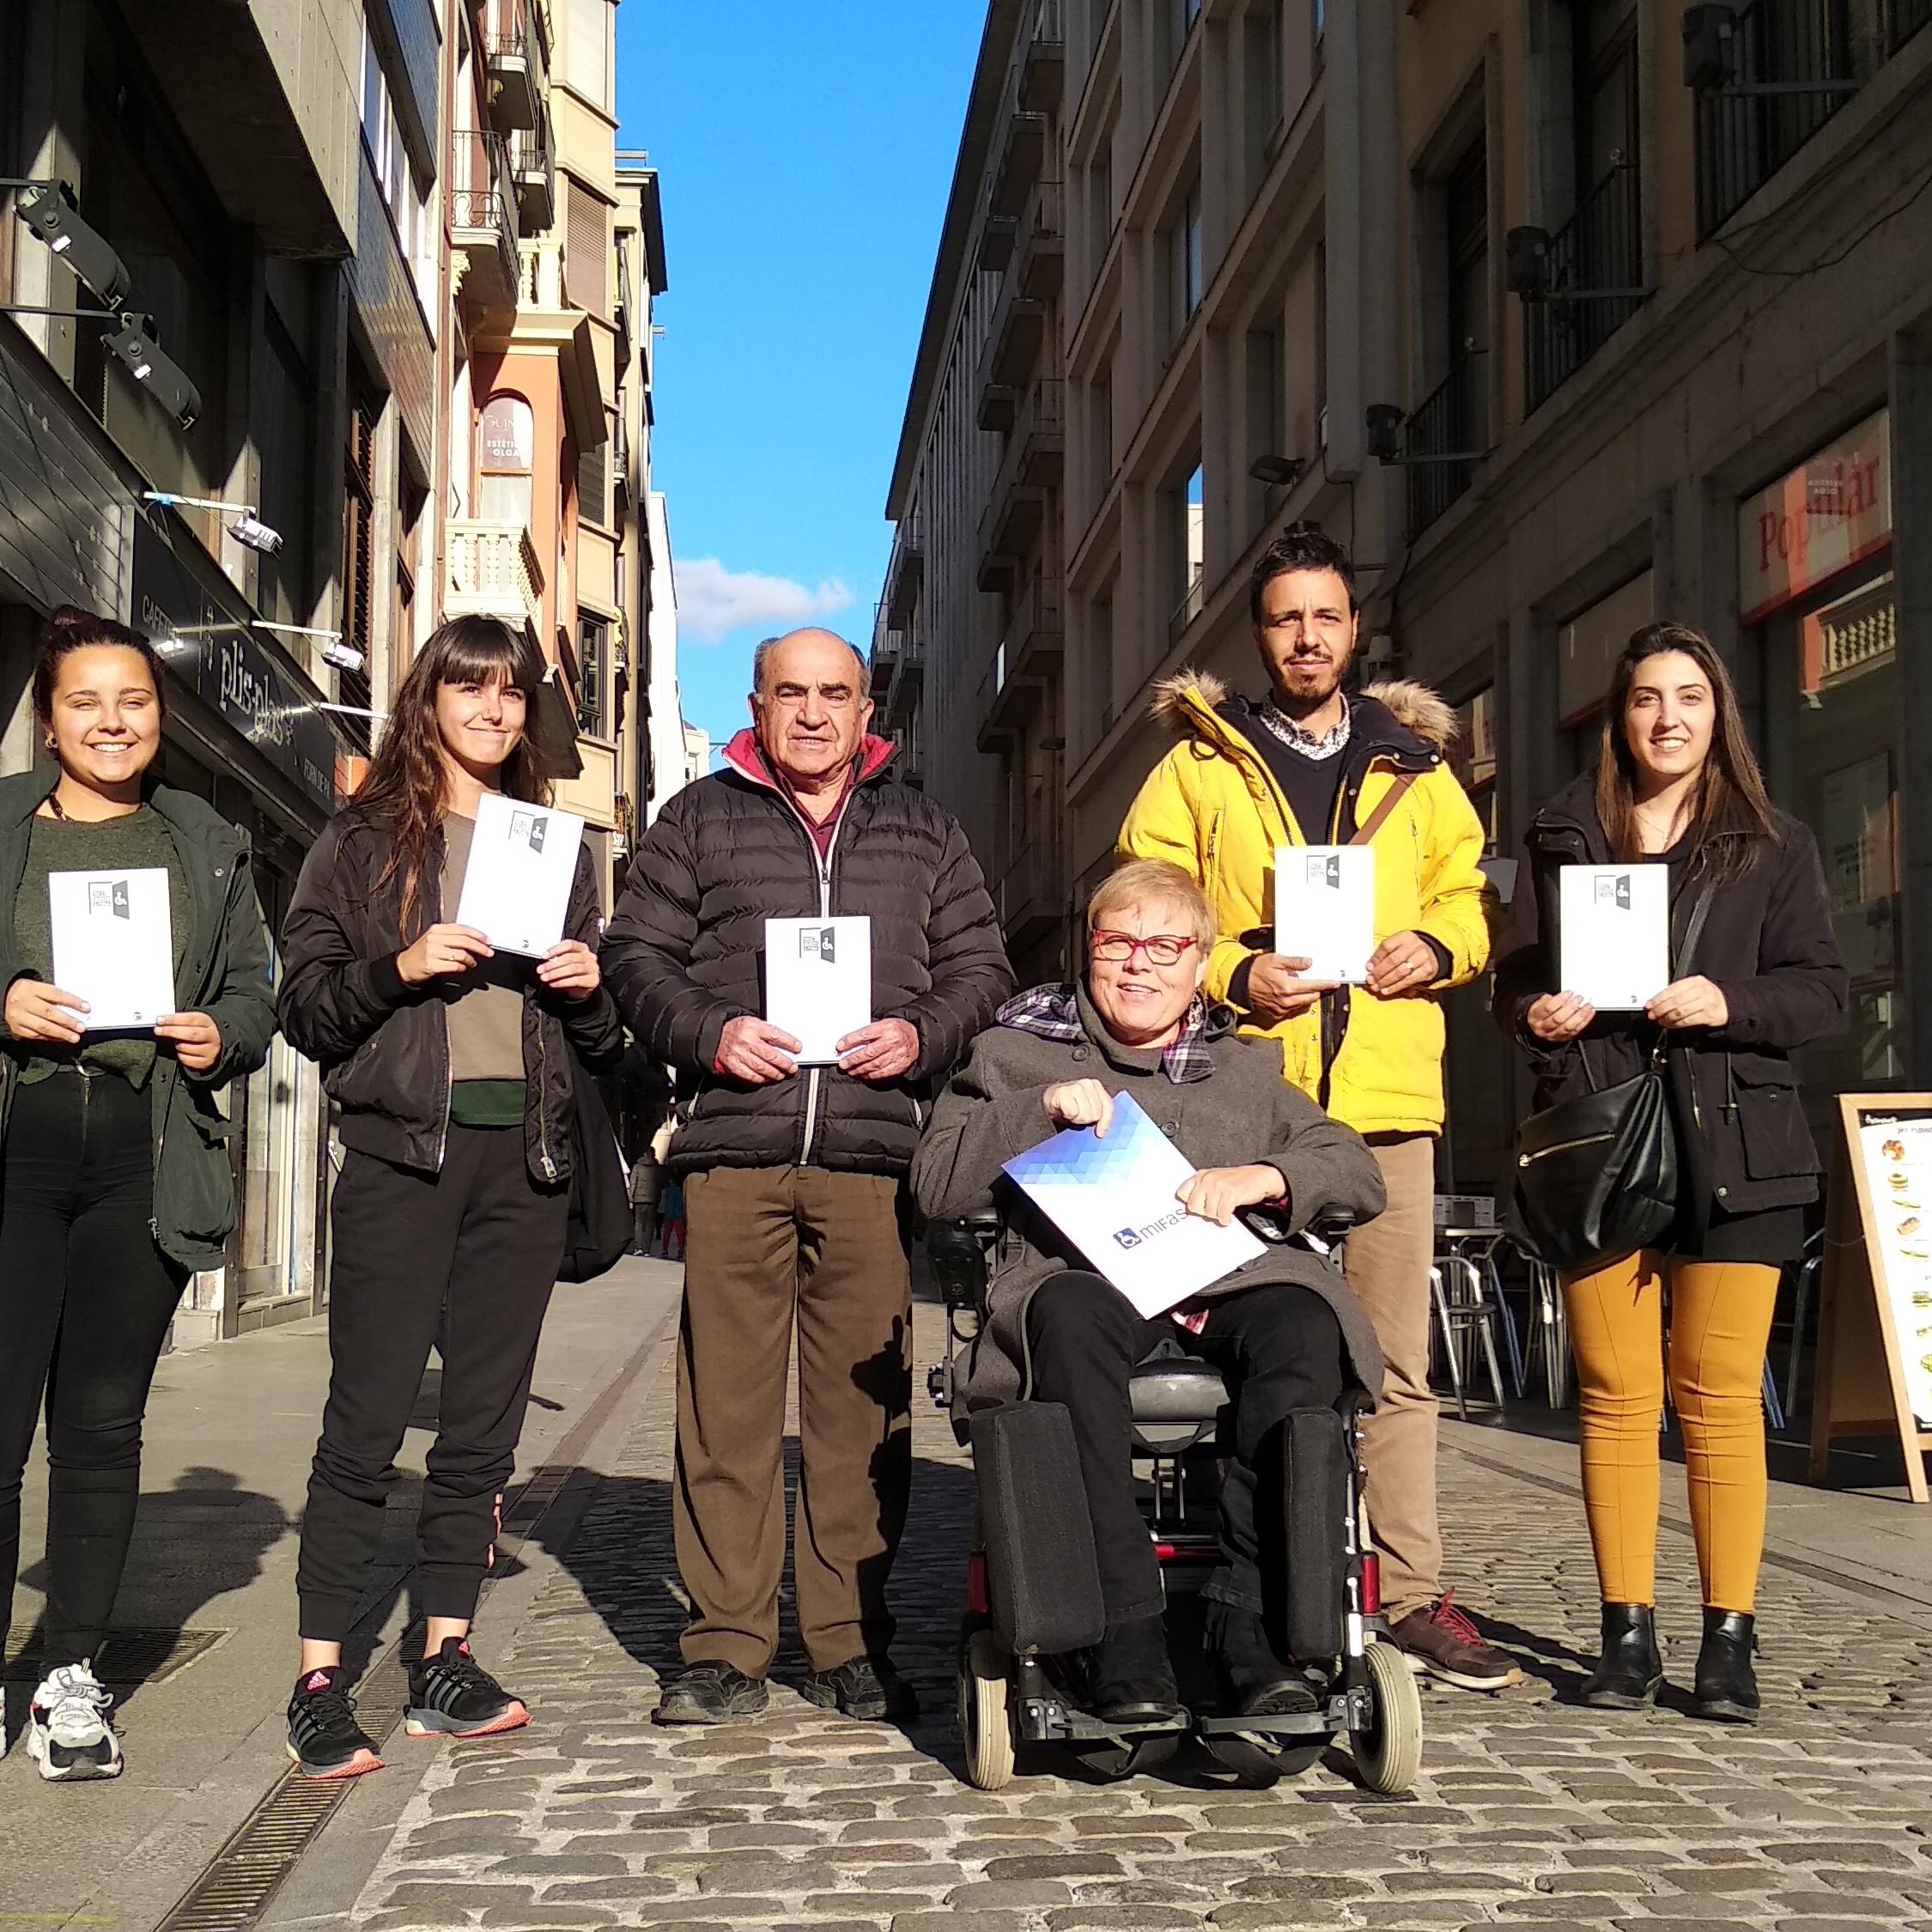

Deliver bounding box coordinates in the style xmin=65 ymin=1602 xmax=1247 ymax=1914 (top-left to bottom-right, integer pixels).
xmin=1808 ymin=1096 xmax=1932 ymax=1503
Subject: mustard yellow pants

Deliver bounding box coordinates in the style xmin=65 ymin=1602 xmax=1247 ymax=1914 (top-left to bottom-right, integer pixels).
xmin=1561 ymin=1255 xmax=1780 ymax=1613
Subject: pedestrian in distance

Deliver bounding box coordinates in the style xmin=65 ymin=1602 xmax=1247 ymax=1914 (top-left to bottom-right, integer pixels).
xmin=276 ymin=615 xmax=624 ymax=1779
xmin=1492 ymin=623 xmax=1847 ymax=1722
xmin=1118 ymin=521 xmax=1520 ymax=1692
xmin=603 ymin=627 xmax=1013 ymax=1727
xmin=657 ymin=1173 xmax=685 ymax=1261
xmin=0 ymin=605 xmax=276 ymax=1782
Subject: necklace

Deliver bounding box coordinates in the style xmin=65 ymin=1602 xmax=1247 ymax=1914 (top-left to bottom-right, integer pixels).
xmin=1260 ymin=696 xmax=1351 ymax=762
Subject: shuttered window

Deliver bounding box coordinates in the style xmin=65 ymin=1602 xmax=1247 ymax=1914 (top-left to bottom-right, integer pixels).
xmin=338 ymin=372 xmax=380 ymax=750
xmin=577 ymin=438 xmax=608 ymax=529
xmin=564 ymin=179 xmax=608 ymax=316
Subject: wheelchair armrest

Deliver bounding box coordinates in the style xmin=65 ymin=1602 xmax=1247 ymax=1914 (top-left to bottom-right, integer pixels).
xmin=925 ymin=1212 xmax=1000 ymax=1311
xmin=1239 ymin=1204 xmax=1359 ymax=1248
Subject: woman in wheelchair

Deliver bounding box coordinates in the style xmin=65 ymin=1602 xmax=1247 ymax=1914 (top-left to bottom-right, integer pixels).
xmin=912 ymin=860 xmax=1387 ymax=1729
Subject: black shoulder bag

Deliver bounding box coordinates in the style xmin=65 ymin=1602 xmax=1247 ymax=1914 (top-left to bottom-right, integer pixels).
xmin=1506 ymin=881 xmax=1714 ymax=1275
xmin=558 ymin=1050 xmax=635 ymax=1284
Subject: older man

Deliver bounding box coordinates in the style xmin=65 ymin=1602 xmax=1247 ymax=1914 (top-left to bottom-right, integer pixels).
xmin=604 ymin=629 xmax=1012 ymax=1724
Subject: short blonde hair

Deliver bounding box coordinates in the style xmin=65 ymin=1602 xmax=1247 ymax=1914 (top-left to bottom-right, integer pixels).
xmin=1086 ymin=860 xmax=1217 ymax=951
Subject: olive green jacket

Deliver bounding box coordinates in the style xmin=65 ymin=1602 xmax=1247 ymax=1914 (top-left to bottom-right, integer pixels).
xmin=0 ymin=770 xmax=277 ymax=1268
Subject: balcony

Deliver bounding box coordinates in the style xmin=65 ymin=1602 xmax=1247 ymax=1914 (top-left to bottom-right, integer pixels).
xmin=976 ymin=281 xmax=1049 ymax=421
xmin=1020 ymin=0 xmax=1066 ymax=112
xmin=1522 ymin=162 xmax=1646 ymax=414
xmin=451 ymin=130 xmax=519 ymax=323
xmin=978 ymin=211 xmax=1018 ymax=275
xmin=870 ymin=621 xmax=900 ymax=703
xmin=447 ymin=518 xmax=544 ymax=636
xmin=1403 ymin=352 xmax=1489 ymax=541
xmin=485 ymin=0 xmax=549 ymax=133
xmin=991 ymin=110 xmax=1049 ymax=218
xmin=978 ymin=378 xmax=1063 ymax=590
xmin=884 ymin=629 xmax=925 ymax=728
xmin=999 ymin=835 xmax=1067 ymax=948
xmin=1015 ymin=175 xmax=1064 ymax=299
xmin=513 ymin=112 xmax=556 ymax=234
xmin=1687 ymin=0 xmax=1868 ymax=237
xmin=1006 ymin=569 xmax=1065 ymax=684
xmin=884 ymin=521 xmax=924 ymax=626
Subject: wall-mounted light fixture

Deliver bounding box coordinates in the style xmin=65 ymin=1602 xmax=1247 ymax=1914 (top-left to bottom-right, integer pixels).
xmin=1248 ymin=454 xmax=1308 ymax=489
xmin=143 ymin=490 xmax=279 ymax=552
xmin=100 ymin=318 xmax=201 ymax=430
xmin=3 ymin=179 xmax=131 ymax=306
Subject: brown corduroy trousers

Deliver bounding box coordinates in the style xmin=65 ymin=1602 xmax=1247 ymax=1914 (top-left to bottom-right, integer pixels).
xmin=675 ymin=1166 xmax=913 ymax=1677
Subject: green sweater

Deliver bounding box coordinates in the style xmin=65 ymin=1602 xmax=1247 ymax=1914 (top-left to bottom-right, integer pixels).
xmin=11 ymin=807 xmax=192 ymax=1087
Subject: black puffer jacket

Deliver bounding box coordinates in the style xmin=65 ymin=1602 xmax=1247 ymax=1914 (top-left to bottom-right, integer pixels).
xmin=1492 ymin=776 xmax=1849 ymax=1214
xmin=279 ymin=807 xmax=626 ymax=1182
xmin=603 ymin=733 xmax=1014 ymax=1179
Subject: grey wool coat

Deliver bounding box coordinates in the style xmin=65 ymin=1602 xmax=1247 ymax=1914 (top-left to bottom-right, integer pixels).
xmin=911 ymin=985 xmax=1388 ymax=1413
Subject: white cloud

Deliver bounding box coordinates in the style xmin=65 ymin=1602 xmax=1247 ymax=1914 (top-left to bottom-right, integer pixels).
xmin=673 ymin=557 xmax=854 ymax=642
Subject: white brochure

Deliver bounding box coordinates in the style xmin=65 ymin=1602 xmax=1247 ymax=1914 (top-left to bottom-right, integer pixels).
xmin=1003 ymin=1091 xmax=1266 ymax=1318
xmin=1273 ymin=844 xmax=1376 ymax=984
xmin=1558 ymin=863 xmax=1671 ymax=1011
xmin=765 ymin=915 xmax=872 ymax=1064
xmin=453 ymin=792 xmax=585 ymax=957
xmin=47 ymin=867 xmax=177 ymax=1031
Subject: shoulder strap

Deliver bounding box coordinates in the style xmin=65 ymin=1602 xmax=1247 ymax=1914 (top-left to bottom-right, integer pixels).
xmin=1674 ymin=876 xmax=1716 ymax=977
xmin=1349 ymin=773 xmax=1419 ymax=848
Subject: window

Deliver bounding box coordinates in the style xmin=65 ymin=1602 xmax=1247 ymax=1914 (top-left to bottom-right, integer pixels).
xmin=1245 ymin=5 xmax=1285 ymax=191
xmin=1246 ymin=324 xmax=1284 ymax=527
xmin=1451 ymin=686 xmax=1499 ymax=854
xmin=1169 ymin=459 xmax=1206 ymax=643
xmin=361 ymin=27 xmax=433 ymax=315
xmin=1169 ymin=0 xmax=1204 ymax=66
xmin=565 ymin=179 xmax=610 ymax=315
xmin=477 ymin=392 xmax=535 ymax=526
xmin=577 ymin=614 xmax=608 ymax=738
xmin=1170 ymin=178 xmax=1203 ymax=334
xmin=339 ymin=368 xmax=381 ymax=750
xmin=1557 ymin=569 xmax=1652 ymax=774
xmin=578 ymin=436 xmax=609 ymax=530
xmin=564 ymin=0 xmax=612 ymax=111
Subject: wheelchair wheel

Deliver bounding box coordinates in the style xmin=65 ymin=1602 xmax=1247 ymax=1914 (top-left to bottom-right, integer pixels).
xmin=1352 ymin=1640 xmax=1424 ymax=1795
xmin=958 ymin=1629 xmax=1016 ymax=1791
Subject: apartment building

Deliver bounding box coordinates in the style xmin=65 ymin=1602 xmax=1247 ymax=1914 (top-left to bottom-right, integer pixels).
xmin=882 ymin=0 xmax=1407 ymax=984
xmin=1380 ymin=0 xmax=1932 ymax=1190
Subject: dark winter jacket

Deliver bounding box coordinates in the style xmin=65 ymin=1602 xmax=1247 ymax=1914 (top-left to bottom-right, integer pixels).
xmin=278 ymin=806 xmax=625 ymax=1182
xmin=1491 ymin=775 xmax=1849 ymax=1214
xmin=911 ymin=983 xmax=1388 ymax=1412
xmin=603 ymin=732 xmax=1014 ymax=1180
xmin=0 ymin=771 xmax=277 ymax=1269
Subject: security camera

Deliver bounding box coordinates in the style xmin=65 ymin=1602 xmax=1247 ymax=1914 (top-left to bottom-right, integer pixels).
xmin=229 ymin=510 xmax=283 ymax=556
xmin=1364 ymin=404 xmax=1406 ymax=465
xmin=1249 ymin=454 xmax=1308 ymax=489
xmin=15 ymin=182 xmax=131 ymax=307
xmin=320 ymin=639 xmax=368 ymax=675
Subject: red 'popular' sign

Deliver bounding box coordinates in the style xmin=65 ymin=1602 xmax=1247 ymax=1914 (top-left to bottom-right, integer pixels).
xmin=1739 ymin=410 xmax=1892 ymax=625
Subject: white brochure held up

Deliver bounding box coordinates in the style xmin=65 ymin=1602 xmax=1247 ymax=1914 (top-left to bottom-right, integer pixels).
xmin=47 ymin=867 xmax=177 ymax=1031
xmin=1558 ymin=863 xmax=1671 ymax=1011
xmin=453 ymin=792 xmax=585 ymax=957
xmin=765 ymin=915 xmax=872 ymax=1065
xmin=1273 ymin=844 xmax=1376 ymax=984
xmin=1002 ymin=1091 xmax=1266 ymax=1318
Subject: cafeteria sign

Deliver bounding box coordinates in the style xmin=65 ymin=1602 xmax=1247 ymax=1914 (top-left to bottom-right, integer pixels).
xmin=1738 ymin=410 xmax=1892 ymax=625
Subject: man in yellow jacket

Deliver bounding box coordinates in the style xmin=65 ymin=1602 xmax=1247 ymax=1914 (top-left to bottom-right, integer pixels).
xmin=1120 ymin=523 xmax=1517 ymax=1692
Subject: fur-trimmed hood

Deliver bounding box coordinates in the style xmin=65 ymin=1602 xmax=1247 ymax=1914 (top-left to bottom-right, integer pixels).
xmin=1149 ymin=667 xmax=1459 ymax=753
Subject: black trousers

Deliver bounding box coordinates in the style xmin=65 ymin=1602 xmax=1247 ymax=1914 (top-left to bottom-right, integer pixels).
xmin=1025 ymin=1272 xmax=1347 ymax=1627
xmin=297 ymin=1125 xmax=568 ymax=1643
xmin=0 ymin=1071 xmax=186 ymax=1667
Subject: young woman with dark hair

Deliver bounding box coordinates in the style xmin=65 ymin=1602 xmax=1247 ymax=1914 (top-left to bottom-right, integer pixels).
xmin=1493 ymin=623 xmax=1848 ymax=1722
xmin=0 ymin=605 xmax=276 ymax=1780
xmin=277 ymin=616 xmax=623 ymax=1778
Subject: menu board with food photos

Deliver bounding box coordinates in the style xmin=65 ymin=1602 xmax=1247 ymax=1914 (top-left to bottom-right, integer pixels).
xmin=1809 ymin=1097 xmax=1932 ymax=1503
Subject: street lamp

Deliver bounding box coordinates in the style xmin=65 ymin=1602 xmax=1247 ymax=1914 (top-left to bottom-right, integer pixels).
xmin=103 ymin=317 xmax=202 ymax=430
xmin=143 ymin=490 xmax=280 ymax=553
xmin=4 ymin=179 xmax=130 ymax=306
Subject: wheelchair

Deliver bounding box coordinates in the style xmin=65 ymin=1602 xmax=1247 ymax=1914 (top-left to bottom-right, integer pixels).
xmin=927 ymin=1206 xmax=1423 ymax=1795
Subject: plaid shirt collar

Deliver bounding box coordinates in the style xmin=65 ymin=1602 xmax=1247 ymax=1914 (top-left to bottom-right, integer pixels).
xmin=995 ymin=982 xmax=1220 ymax=1084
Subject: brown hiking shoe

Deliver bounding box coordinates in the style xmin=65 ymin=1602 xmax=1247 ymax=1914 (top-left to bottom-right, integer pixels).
xmin=1391 ymin=1591 xmax=1522 ymax=1692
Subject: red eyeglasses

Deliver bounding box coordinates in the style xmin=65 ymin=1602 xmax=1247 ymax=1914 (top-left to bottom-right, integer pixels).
xmin=1089 ymin=931 xmax=1198 ymax=967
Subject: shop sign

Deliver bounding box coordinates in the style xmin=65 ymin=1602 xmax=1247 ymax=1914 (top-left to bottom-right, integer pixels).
xmin=132 ymin=516 xmax=346 ymax=813
xmin=1739 ymin=410 xmax=1892 ymax=625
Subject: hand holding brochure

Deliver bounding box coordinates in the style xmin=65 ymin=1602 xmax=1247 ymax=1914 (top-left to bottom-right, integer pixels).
xmin=1002 ymin=1091 xmax=1265 ymax=1318
xmin=453 ymin=792 xmax=585 ymax=957
xmin=47 ymin=868 xmax=176 ymax=1030
xmin=1558 ymin=864 xmax=1669 ymax=1011
xmin=765 ymin=915 xmax=872 ymax=1064
xmin=1273 ymin=844 xmax=1376 ymax=984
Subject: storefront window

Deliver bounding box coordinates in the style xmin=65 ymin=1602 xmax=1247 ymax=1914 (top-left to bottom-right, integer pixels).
xmin=1557 ymin=568 xmax=1652 ymax=776
xmin=1452 ymin=684 xmax=1498 ymax=854
xmin=479 ymin=392 xmax=535 ymax=527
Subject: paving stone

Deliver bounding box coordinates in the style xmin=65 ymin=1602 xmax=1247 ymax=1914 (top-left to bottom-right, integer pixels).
xmin=1045 ymin=1911 xmax=1208 ymax=1930
xmin=695 ymin=1861 xmax=839 ymax=1894
xmin=888 ymin=1915 xmax=1030 ymax=1932
xmin=981 ymin=1853 xmax=1125 ymax=1880
xmin=943 ymin=1880 xmax=1077 ymax=1907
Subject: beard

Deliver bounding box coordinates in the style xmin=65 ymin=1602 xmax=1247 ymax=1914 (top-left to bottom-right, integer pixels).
xmin=1272 ymin=654 xmax=1348 ymax=718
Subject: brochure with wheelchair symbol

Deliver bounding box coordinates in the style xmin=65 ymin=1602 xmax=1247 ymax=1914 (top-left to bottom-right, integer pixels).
xmin=1273 ymin=844 xmax=1376 ymax=983
xmin=1558 ymin=862 xmax=1669 ymax=1010
xmin=47 ymin=867 xmax=176 ymax=1030
xmin=764 ymin=915 xmax=872 ymax=1063
xmin=453 ymin=791 xmax=585 ymax=957
xmin=1002 ymin=1091 xmax=1265 ymax=1318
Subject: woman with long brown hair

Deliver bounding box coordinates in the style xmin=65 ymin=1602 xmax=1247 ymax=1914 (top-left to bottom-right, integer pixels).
xmin=1493 ymin=623 xmax=1847 ymax=1722
xmin=277 ymin=617 xmax=623 ymax=1777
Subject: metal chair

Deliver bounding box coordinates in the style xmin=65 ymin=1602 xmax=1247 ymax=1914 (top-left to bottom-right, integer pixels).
xmin=1520 ymin=1257 xmax=1572 ymax=1409
xmin=1429 ymin=1252 xmax=1510 ymax=1420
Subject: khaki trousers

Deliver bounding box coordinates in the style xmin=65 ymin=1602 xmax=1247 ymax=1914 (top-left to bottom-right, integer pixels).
xmin=1341 ymin=1133 xmax=1441 ymax=1619
xmin=676 ymin=1166 xmax=912 ymax=1677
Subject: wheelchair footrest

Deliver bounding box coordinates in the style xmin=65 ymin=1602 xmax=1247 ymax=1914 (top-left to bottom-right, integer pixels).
xmin=1195 ymin=1694 xmax=1354 ymax=1741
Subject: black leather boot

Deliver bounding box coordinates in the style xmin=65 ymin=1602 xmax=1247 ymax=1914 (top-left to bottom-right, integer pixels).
xmin=1206 ymin=1602 xmax=1318 ymax=1717
xmin=1692 ymin=1609 xmax=1759 ymax=1724
xmin=1581 ymin=1602 xmax=1662 ymax=1710
xmin=1084 ymin=1614 xmax=1186 ymax=1728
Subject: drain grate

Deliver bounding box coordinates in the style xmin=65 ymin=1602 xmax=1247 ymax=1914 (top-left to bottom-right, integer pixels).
xmin=4 ymin=1626 xmax=228 ymax=1688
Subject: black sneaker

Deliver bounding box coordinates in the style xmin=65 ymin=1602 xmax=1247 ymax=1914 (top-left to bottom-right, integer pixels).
xmin=653 ymin=1662 xmax=769 ymax=1726
xmin=1084 ymin=1615 xmax=1188 ymax=1728
xmin=286 ymin=1666 xmax=383 ymax=1779
xmin=1207 ymin=1604 xmax=1320 ymax=1718
xmin=800 ymin=1655 xmax=920 ymax=1722
xmin=404 ymin=1637 xmax=530 ymax=1740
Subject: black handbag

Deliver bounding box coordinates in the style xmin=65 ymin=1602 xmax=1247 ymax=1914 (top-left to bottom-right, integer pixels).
xmin=1506 ymin=881 xmax=1713 ymax=1274
xmin=558 ymin=1050 xmax=635 ymax=1285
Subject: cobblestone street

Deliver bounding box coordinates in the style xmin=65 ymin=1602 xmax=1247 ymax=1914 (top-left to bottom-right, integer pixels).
xmin=291 ymin=1300 xmax=1932 ymax=1932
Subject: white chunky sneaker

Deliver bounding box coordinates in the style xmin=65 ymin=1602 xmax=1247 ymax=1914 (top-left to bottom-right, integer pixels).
xmin=27 ymin=1662 xmax=123 ymax=1782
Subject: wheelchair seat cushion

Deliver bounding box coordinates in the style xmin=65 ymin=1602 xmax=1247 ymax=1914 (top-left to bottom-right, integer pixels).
xmin=1127 ymin=1359 xmax=1229 ymax=1425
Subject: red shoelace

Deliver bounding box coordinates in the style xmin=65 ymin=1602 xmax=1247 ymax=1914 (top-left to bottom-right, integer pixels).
xmin=1428 ymin=1589 xmax=1485 ymax=1646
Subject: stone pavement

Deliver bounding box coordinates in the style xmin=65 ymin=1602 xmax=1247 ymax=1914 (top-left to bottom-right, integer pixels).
xmin=268 ymin=1296 xmax=1932 ymax=1932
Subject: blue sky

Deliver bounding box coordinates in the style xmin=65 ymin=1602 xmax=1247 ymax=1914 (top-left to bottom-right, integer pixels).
xmin=617 ymin=5 xmax=985 ymax=760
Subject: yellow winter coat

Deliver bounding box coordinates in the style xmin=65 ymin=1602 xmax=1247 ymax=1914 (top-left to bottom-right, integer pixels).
xmin=1117 ymin=671 xmax=1494 ymax=1137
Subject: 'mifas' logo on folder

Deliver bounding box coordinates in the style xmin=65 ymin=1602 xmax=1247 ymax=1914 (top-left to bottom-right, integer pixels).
xmin=88 ymin=879 xmax=131 ymax=920
xmin=1595 ymin=872 xmax=1632 ymax=912
xmin=1307 ymin=854 xmax=1342 ymax=890
xmin=509 ymin=811 xmax=547 ymax=854
xmin=799 ymin=925 xmax=837 ymax=964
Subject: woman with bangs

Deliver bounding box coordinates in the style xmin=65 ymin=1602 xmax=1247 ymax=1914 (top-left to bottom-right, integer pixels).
xmin=276 ymin=617 xmax=623 ymax=1777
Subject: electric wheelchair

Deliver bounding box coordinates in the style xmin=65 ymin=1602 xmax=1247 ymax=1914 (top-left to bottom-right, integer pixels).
xmin=927 ymin=1206 xmax=1423 ymax=1794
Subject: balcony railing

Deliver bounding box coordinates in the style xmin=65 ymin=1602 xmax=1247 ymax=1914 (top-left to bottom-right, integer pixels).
xmin=1524 ymin=162 xmax=1646 ymax=414
xmin=447 ymin=518 xmax=544 ymax=635
xmin=450 ymin=130 xmax=518 ymax=312
xmin=980 ymin=377 xmax=1063 ymax=580
xmin=1405 ymin=353 xmax=1488 ymax=540
xmin=999 ymin=835 xmax=1067 ymax=939
xmin=884 ymin=518 xmax=924 ymax=626
xmin=1690 ymin=0 xmax=1866 ymax=237
xmin=513 ymin=113 xmax=555 ymax=234
xmin=484 ymin=0 xmax=548 ymax=131
xmin=1896 ymin=0 xmax=1931 ymax=48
